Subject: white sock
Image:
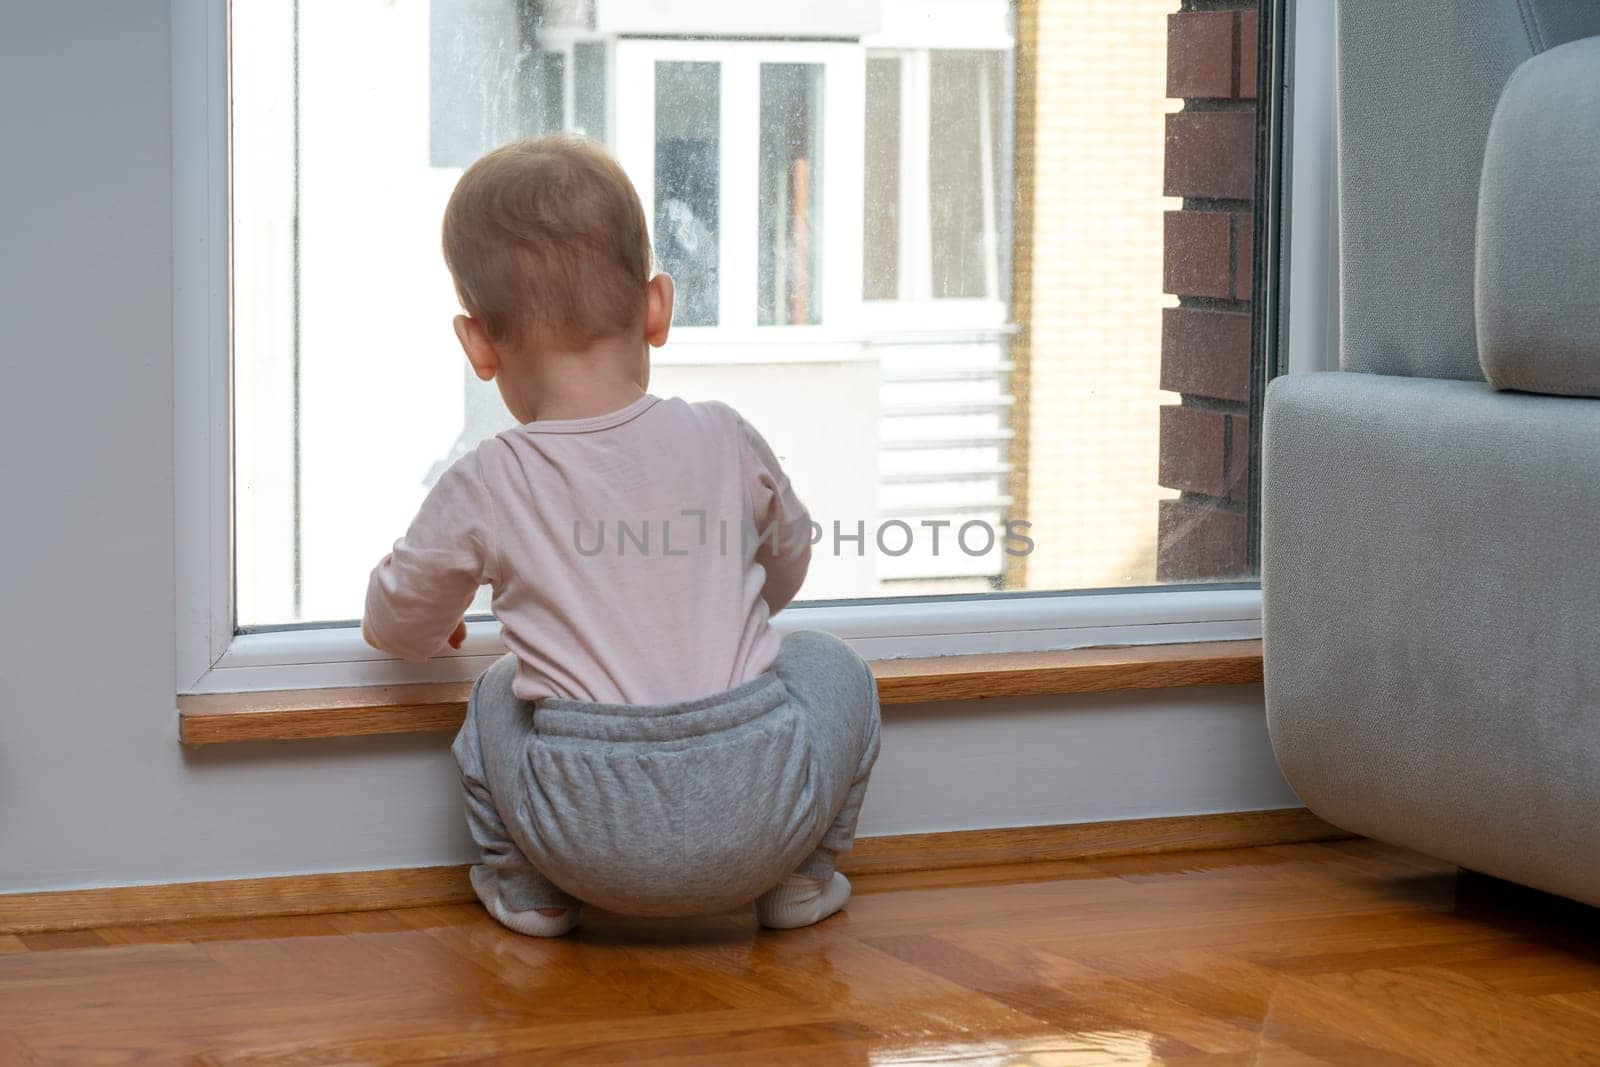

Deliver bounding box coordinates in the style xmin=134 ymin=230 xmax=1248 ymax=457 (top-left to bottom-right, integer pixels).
xmin=756 ymin=872 xmax=852 ymax=929
xmin=483 ymin=890 xmax=581 ymax=938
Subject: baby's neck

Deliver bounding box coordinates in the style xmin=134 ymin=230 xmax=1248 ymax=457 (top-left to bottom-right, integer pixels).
xmin=499 ymin=335 xmax=649 ymax=424
xmin=517 ymin=376 xmax=645 ymax=424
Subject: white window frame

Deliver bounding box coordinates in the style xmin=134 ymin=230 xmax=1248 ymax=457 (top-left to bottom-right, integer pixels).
xmin=172 ymin=0 xmax=1333 ymax=696
xmin=613 ymin=38 xmax=867 ymax=366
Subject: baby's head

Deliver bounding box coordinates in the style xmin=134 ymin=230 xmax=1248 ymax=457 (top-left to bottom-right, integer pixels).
xmin=442 ymin=136 xmax=672 ymax=420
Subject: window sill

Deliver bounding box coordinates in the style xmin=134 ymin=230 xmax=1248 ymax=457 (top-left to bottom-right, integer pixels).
xmin=176 ymin=639 xmax=1263 ymax=745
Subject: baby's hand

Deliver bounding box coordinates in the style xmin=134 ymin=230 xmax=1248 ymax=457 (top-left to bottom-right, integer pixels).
xmin=448 ymin=620 xmax=468 ymax=650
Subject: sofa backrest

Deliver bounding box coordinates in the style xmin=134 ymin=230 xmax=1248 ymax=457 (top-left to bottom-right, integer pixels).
xmin=1337 ymin=0 xmax=1600 ymax=381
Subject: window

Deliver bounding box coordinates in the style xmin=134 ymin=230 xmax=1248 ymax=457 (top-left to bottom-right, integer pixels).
xmin=863 ymin=56 xmax=902 ymax=303
xmin=653 ymin=61 xmax=721 ymax=327
xmin=758 ymin=64 xmax=825 ymax=326
xmin=215 ymin=0 xmax=1283 ymax=672
xmin=864 ymin=50 xmax=1006 ymax=304
xmin=428 ymin=0 xmax=565 ymax=165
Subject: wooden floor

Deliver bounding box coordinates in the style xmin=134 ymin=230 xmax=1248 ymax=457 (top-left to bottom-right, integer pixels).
xmin=5 ymin=840 xmax=1600 ymax=1064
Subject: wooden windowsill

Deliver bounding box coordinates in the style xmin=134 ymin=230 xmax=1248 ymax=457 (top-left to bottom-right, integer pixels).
xmin=177 ymin=639 xmax=1263 ymax=745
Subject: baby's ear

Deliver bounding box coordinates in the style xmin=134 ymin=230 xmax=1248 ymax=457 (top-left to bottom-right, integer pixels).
xmin=453 ymin=315 xmax=500 ymax=382
xmin=643 ymin=274 xmax=674 ymax=349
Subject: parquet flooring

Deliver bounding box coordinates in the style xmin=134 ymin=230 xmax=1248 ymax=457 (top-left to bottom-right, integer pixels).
xmin=4 ymin=839 xmax=1600 ymax=1064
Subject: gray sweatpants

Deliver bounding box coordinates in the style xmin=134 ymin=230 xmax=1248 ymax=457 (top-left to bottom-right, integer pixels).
xmin=451 ymin=629 xmax=881 ymax=918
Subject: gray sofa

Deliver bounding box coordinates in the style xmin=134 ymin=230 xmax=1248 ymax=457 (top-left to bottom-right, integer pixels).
xmin=1263 ymin=1 xmax=1600 ymax=906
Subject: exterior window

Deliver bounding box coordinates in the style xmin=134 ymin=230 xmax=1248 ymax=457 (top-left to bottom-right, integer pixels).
xmin=529 ymin=51 xmax=566 ymax=135
xmin=653 ymin=61 xmax=721 ymax=328
xmin=573 ymin=42 xmax=608 ymax=142
xmin=862 ymin=56 xmax=902 ymax=302
xmin=758 ymin=64 xmax=824 ymax=326
xmin=928 ymin=51 xmax=1004 ymax=301
xmin=863 ymin=50 xmax=1005 ymax=303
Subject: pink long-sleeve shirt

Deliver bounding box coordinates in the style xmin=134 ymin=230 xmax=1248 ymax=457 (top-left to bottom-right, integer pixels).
xmin=362 ymin=394 xmax=812 ymax=704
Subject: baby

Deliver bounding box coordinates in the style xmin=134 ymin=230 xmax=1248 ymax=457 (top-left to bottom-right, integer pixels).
xmin=362 ymin=137 xmax=880 ymax=937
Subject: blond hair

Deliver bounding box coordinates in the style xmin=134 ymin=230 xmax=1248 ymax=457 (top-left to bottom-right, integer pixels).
xmin=442 ymin=136 xmax=653 ymax=351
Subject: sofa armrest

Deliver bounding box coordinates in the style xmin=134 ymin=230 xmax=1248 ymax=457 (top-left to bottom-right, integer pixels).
xmin=1262 ymin=371 xmax=1600 ymax=904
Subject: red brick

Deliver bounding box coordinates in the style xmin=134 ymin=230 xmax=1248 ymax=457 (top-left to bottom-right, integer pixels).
xmin=1168 ymin=11 xmax=1236 ymax=100
xmin=1159 ymin=405 xmax=1229 ymax=496
xmin=1165 ymin=111 xmax=1256 ymax=200
xmin=1164 ymin=210 xmax=1231 ymax=298
xmin=1157 ymin=499 xmax=1250 ymax=582
xmin=1232 ymin=212 xmax=1254 ymax=300
xmin=1240 ymin=11 xmax=1259 ymax=100
xmin=1161 ymin=307 xmax=1251 ymax=402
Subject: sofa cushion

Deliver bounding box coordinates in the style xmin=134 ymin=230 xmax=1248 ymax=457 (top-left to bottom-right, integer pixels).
xmin=1476 ymin=36 xmax=1600 ymax=397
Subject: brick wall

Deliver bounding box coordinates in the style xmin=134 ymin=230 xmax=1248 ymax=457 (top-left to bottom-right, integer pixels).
xmin=1157 ymin=1 xmax=1258 ymax=581
xmin=1006 ymin=0 xmax=1179 ymax=593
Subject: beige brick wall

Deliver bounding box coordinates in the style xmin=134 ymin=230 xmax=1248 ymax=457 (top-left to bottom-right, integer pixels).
xmin=1008 ymin=0 xmax=1181 ymax=592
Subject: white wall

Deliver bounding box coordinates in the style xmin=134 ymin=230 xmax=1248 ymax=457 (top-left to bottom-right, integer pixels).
xmin=0 ymin=1 xmax=1297 ymax=895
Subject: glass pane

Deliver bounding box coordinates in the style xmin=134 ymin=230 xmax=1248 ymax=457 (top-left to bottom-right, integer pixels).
xmin=428 ymin=0 xmax=565 ymax=166
xmin=573 ymin=42 xmax=607 ymax=142
xmin=654 ymin=61 xmax=720 ymax=328
xmin=529 ymin=50 xmax=565 ymax=135
xmin=234 ymin=0 xmax=601 ymax=626
xmin=863 ymin=56 xmax=901 ymax=302
xmin=758 ymin=64 xmax=824 ymax=326
xmin=233 ymin=1 xmax=1275 ymax=626
xmin=929 ymin=50 xmax=1004 ymax=300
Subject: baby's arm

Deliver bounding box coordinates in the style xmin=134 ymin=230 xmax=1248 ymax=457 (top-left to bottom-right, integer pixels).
xmin=739 ymin=415 xmax=813 ymax=616
xmin=362 ymin=455 xmax=497 ymax=661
